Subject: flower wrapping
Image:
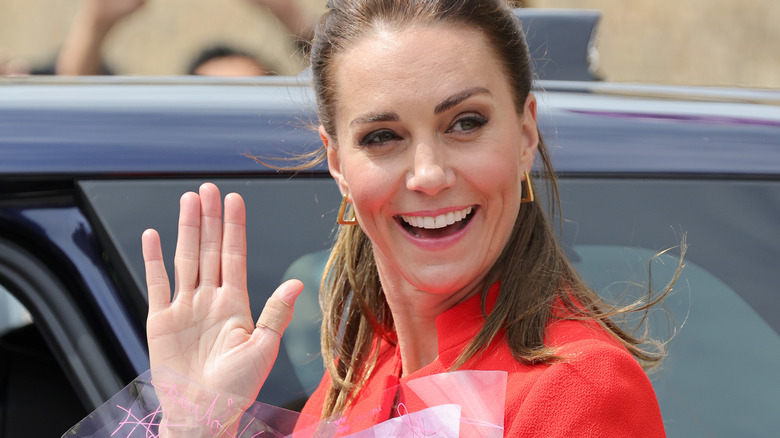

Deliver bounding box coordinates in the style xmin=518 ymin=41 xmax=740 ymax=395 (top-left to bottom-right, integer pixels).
xmin=62 ymin=368 xmax=506 ymax=437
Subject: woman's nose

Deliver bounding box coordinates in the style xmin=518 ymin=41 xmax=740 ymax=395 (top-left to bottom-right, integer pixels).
xmin=406 ymin=141 xmax=455 ymax=195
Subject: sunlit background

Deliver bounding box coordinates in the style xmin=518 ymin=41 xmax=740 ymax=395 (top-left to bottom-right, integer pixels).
xmin=1 ymin=0 xmax=778 ymax=88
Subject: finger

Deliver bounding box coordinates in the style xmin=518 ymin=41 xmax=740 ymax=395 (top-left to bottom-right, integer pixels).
xmin=255 ymin=279 xmax=303 ymax=337
xmin=142 ymin=229 xmax=171 ymax=314
xmin=198 ymin=183 xmax=223 ymax=288
xmin=221 ymin=192 xmax=247 ymax=291
xmin=173 ymin=191 xmax=201 ymax=297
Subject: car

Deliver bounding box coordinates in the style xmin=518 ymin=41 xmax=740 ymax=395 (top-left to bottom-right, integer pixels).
xmin=1 ymin=10 xmax=780 ymax=438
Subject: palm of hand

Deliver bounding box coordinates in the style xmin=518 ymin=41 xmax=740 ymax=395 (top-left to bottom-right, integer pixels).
xmin=143 ymin=183 xmax=301 ymax=407
xmin=146 ymin=285 xmax=271 ymax=401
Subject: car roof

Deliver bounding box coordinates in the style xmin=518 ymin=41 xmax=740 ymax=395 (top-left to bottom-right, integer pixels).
xmin=539 ymin=81 xmax=780 ymax=177
xmin=1 ymin=76 xmax=779 ymax=178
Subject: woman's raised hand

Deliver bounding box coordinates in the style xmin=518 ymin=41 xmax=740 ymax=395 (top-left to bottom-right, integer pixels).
xmin=142 ymin=182 xmax=302 ymax=405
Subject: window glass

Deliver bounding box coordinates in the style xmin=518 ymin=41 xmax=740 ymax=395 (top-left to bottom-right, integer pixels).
xmin=79 ymin=178 xmax=342 ymax=408
xmin=554 ymin=178 xmax=780 ymax=436
xmin=281 ymin=249 xmax=330 ymax=395
xmin=0 ymin=282 xmax=88 ymax=435
xmin=571 ymin=245 xmax=780 ymax=436
xmin=0 ymin=283 xmax=32 ymax=336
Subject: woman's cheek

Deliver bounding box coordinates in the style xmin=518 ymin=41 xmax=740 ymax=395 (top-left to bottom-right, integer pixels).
xmin=470 ymin=153 xmax=521 ymax=197
xmin=346 ymin=160 xmax=398 ymax=223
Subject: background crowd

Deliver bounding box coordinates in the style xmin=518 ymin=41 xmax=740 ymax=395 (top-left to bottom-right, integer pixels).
xmin=1 ymin=0 xmax=779 ymax=88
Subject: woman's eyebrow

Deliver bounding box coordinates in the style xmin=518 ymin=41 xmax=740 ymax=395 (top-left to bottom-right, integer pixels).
xmin=434 ymin=87 xmax=491 ymax=115
xmin=349 ymin=111 xmax=400 ymax=127
xmin=347 ymin=87 xmax=490 ymax=126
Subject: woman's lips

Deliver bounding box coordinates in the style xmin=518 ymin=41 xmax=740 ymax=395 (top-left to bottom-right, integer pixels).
xmin=396 ymin=206 xmax=476 ymax=239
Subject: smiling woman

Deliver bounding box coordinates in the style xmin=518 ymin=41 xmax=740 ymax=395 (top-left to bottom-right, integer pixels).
xmin=293 ymin=2 xmax=674 ymax=435
xmin=107 ymin=0 xmax=673 ymax=437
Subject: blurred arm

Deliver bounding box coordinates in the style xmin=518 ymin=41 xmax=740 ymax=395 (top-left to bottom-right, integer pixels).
xmin=57 ymin=0 xmax=146 ymax=75
xmin=245 ymin=0 xmax=315 ymax=53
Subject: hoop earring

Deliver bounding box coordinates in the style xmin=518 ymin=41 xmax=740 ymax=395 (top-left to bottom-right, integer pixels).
xmin=337 ymin=195 xmax=358 ymax=225
xmin=521 ymin=172 xmax=535 ymax=203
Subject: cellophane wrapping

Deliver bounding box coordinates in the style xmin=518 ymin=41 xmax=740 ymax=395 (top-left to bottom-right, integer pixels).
xmin=62 ymin=368 xmax=506 ymax=437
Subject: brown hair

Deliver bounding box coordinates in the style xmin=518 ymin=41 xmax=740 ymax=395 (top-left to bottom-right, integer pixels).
xmin=303 ymin=0 xmax=682 ymax=418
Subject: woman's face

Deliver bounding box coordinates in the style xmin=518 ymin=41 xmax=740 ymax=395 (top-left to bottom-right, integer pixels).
xmin=323 ymin=24 xmax=538 ymax=296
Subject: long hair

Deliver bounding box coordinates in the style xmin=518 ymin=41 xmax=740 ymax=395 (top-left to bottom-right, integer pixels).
xmin=300 ymin=0 xmax=683 ymax=418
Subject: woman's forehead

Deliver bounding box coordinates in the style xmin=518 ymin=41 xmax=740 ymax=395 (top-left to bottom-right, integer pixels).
xmin=336 ymin=23 xmax=492 ymax=75
xmin=330 ymin=25 xmax=508 ymax=121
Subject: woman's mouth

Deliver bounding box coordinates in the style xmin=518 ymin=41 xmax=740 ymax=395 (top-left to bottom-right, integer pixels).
xmin=396 ymin=206 xmax=476 ymax=239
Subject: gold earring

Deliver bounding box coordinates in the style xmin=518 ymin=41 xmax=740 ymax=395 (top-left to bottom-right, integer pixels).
xmin=521 ymin=172 xmax=534 ymax=203
xmin=337 ymin=195 xmax=358 ymax=225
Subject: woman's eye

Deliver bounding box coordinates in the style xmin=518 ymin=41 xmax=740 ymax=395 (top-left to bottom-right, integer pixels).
xmin=449 ymin=115 xmax=487 ymax=133
xmin=359 ymin=129 xmax=400 ymax=146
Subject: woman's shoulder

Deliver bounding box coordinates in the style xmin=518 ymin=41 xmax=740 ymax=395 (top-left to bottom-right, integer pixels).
xmin=522 ymin=332 xmax=654 ymax=399
xmin=502 ymin=320 xmax=666 ymax=437
xmin=500 ymin=317 xmax=651 ymax=392
xmin=545 ymin=312 xmax=626 ymax=347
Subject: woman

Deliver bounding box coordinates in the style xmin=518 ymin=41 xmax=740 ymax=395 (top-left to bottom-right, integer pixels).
xmin=143 ymin=0 xmax=669 ymax=436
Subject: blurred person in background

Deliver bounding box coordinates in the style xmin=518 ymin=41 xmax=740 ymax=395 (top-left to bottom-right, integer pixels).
xmin=186 ymin=44 xmax=274 ymax=76
xmin=0 ymin=50 xmax=32 ymax=76
xmin=56 ymin=0 xmax=315 ymax=76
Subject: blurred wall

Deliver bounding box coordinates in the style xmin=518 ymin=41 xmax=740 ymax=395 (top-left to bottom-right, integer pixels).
xmin=1 ymin=0 xmax=778 ymax=88
xmin=530 ymin=0 xmax=780 ymax=88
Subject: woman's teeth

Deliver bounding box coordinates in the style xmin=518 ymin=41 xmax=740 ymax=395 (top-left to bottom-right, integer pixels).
xmin=400 ymin=206 xmax=473 ymax=230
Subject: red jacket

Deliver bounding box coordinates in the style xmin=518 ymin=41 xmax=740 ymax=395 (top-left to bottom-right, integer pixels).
xmin=299 ymin=284 xmax=666 ymax=437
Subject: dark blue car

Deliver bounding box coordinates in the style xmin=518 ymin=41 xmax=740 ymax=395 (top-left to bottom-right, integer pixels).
xmin=1 ymin=12 xmax=779 ymax=437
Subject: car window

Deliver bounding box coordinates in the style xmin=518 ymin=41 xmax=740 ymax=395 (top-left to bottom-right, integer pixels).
xmin=78 ymin=178 xmax=342 ymax=409
xmin=554 ymin=178 xmax=780 ymax=334
xmin=0 ymin=284 xmax=31 ymax=336
xmin=0 ymin=281 xmax=88 ymax=436
xmin=571 ymin=245 xmax=780 ymax=436
xmin=281 ymin=249 xmax=330 ymax=395
xmin=556 ymin=177 xmax=780 ymax=437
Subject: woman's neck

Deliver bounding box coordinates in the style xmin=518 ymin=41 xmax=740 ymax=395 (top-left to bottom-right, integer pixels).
xmin=375 ymin=261 xmax=484 ymax=376
xmin=387 ymin=293 xmax=441 ymax=376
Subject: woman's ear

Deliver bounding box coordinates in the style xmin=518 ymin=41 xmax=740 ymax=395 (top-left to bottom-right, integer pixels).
xmin=321 ymin=125 xmax=349 ymax=196
xmin=518 ymin=93 xmax=540 ymax=172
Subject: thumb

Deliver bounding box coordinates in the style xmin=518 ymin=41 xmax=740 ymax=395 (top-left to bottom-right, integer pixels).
xmin=255 ymin=279 xmax=303 ymax=336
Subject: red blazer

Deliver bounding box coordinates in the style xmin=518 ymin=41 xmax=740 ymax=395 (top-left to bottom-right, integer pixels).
xmin=298 ymin=284 xmax=666 ymax=437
